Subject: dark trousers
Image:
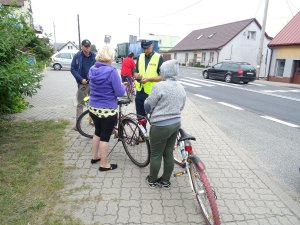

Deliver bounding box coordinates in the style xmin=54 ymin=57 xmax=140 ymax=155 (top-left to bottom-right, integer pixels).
xmin=135 ymin=90 xmax=148 ymax=117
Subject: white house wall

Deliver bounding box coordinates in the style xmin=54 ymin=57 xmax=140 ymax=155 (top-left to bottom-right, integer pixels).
xmin=219 ymin=22 xmax=271 ymax=77
xmin=170 ymin=21 xmax=271 ymax=76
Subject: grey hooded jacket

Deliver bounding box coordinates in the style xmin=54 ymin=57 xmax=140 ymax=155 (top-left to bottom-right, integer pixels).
xmin=144 ymin=59 xmax=186 ymax=126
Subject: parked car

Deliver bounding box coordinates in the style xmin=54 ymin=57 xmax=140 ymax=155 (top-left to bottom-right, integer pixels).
xmin=49 ymin=50 xmax=78 ymax=70
xmin=202 ymin=62 xmax=256 ymax=84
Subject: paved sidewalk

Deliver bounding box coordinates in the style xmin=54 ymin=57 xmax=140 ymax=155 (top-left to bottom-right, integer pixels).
xmin=15 ymin=69 xmax=300 ymax=225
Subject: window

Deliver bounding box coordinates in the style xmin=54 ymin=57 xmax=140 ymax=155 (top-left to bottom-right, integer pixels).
xmin=208 ymin=33 xmax=216 ymax=39
xmin=221 ymin=63 xmax=231 ymax=70
xmin=247 ymin=31 xmax=256 ymax=40
xmin=174 ymin=53 xmax=177 ymax=60
xmin=197 ymin=34 xmax=203 ymax=40
xmin=209 ymin=52 xmax=214 ymax=63
xmin=59 ymin=53 xmax=72 ymax=59
xmin=213 ymin=63 xmax=222 ymax=69
xmin=202 ymin=52 xmax=206 ymax=62
xmin=68 ymin=46 xmax=73 ymax=49
xmin=275 ymin=59 xmax=285 ymax=76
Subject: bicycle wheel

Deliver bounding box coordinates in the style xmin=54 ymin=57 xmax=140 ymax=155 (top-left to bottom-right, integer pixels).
xmin=189 ymin=159 xmax=221 ymax=225
xmin=76 ymin=110 xmax=94 ymax=139
xmin=120 ymin=118 xmax=150 ymax=167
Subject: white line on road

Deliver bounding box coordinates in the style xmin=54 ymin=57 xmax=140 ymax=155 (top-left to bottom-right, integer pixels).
xmin=218 ymin=102 xmax=244 ymax=110
xmin=179 ymin=78 xmax=214 ymax=86
xmin=178 ymin=81 xmax=201 ymax=87
xmin=248 ymin=83 xmax=266 ymax=86
xmin=194 ymin=94 xmax=212 ymax=100
xmin=188 ymin=77 xmax=230 ymax=86
xmin=186 ymin=77 xmax=300 ymax=102
xmin=260 ymin=116 xmax=300 ymax=128
xmin=264 ymin=89 xmax=300 ymax=93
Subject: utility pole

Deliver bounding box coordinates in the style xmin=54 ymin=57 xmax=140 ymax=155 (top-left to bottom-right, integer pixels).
xmin=53 ymin=22 xmax=57 ymax=52
xmin=77 ymin=14 xmax=81 ymax=48
xmin=128 ymin=14 xmax=141 ymax=40
xmin=256 ymin=0 xmax=269 ymax=79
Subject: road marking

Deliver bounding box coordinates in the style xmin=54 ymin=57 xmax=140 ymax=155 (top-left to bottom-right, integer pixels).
xmin=218 ymin=102 xmax=244 ymax=110
xmin=194 ymin=94 xmax=212 ymax=100
xmin=249 ymin=83 xmax=266 ymax=86
xmin=188 ymin=77 xmax=230 ymax=86
xmin=260 ymin=116 xmax=299 ymax=128
xmin=180 ymin=78 xmax=214 ymax=86
xmin=178 ymin=81 xmax=201 ymax=87
xmin=186 ymin=77 xmax=300 ymax=102
xmin=264 ymin=89 xmax=300 ymax=93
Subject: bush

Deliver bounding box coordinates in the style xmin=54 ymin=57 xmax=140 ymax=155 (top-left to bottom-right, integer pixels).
xmin=0 ymin=6 xmax=52 ymax=114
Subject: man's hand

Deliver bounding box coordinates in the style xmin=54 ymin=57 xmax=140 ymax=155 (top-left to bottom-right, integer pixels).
xmin=140 ymin=78 xmax=149 ymax=84
xmin=81 ymin=79 xmax=88 ymax=85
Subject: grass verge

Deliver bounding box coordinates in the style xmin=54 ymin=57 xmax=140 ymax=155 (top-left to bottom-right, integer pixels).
xmin=0 ymin=119 xmax=82 ymax=225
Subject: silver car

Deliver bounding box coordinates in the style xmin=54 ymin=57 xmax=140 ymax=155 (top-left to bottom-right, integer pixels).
xmin=49 ymin=50 xmax=78 ymax=70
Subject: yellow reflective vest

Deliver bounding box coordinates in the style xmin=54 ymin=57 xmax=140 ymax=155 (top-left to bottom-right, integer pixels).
xmin=136 ymin=52 xmax=160 ymax=94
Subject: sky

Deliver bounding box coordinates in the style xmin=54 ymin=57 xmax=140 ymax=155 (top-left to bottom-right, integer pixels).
xmin=31 ymin=0 xmax=300 ymax=49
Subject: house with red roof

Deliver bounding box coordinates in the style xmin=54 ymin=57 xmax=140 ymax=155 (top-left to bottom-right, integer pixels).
xmin=267 ymin=11 xmax=300 ymax=84
xmin=170 ymin=18 xmax=272 ymax=77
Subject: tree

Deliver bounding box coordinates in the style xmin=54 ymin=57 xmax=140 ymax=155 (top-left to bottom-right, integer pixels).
xmin=0 ymin=5 xmax=53 ymax=114
xmin=90 ymin=44 xmax=97 ymax=53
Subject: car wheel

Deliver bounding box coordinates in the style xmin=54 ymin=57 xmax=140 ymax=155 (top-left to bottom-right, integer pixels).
xmin=53 ymin=63 xmax=62 ymax=70
xmin=243 ymin=81 xmax=248 ymax=84
xmin=225 ymin=74 xmax=232 ymax=83
xmin=203 ymin=71 xmax=209 ymax=79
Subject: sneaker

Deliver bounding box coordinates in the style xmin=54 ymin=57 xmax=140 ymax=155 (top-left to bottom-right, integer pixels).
xmin=157 ymin=177 xmax=171 ymax=189
xmin=146 ymin=175 xmax=160 ymax=189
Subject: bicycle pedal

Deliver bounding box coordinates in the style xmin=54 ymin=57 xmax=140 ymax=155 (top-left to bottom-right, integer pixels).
xmin=212 ymin=189 xmax=218 ymax=199
xmin=173 ymin=171 xmax=186 ymax=177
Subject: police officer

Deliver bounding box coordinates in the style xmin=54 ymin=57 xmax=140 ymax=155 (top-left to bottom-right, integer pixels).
xmin=134 ymin=40 xmax=164 ymax=124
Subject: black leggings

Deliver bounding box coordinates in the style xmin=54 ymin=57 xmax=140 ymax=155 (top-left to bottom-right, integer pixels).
xmin=89 ymin=112 xmax=117 ymax=142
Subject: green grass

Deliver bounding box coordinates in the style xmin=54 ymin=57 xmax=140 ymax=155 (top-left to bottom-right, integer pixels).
xmin=0 ymin=119 xmax=82 ymax=225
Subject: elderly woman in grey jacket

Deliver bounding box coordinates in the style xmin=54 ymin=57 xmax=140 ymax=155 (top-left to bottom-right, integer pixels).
xmin=144 ymin=59 xmax=186 ymax=189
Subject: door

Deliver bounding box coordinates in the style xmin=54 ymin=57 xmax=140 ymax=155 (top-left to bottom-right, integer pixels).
xmin=209 ymin=63 xmax=223 ymax=78
xmin=292 ymin=60 xmax=300 ymax=84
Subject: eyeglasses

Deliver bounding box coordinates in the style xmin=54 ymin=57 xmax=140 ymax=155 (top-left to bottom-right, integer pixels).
xmin=84 ymin=45 xmax=91 ymax=48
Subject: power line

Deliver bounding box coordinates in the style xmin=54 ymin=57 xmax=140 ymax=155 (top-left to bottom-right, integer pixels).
xmin=254 ymin=0 xmax=264 ymax=17
xmin=285 ymin=0 xmax=294 ymax=16
xmin=151 ymin=0 xmax=205 ymax=19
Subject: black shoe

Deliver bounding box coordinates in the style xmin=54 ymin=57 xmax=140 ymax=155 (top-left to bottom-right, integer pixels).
xmin=99 ymin=164 xmax=117 ymax=171
xmin=146 ymin=175 xmax=160 ymax=188
xmin=91 ymin=158 xmax=101 ymax=164
xmin=157 ymin=177 xmax=171 ymax=189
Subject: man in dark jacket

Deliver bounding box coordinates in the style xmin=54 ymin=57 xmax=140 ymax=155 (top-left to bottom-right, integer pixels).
xmin=71 ymin=39 xmax=96 ymax=129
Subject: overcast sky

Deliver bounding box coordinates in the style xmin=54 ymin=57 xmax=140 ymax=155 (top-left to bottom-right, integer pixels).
xmin=31 ymin=0 xmax=300 ymax=49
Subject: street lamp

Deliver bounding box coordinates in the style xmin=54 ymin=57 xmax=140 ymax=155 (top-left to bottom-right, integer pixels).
xmin=128 ymin=13 xmax=140 ymax=40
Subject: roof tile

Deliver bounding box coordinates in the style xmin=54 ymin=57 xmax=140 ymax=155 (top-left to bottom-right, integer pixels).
xmin=268 ymin=11 xmax=300 ymax=47
xmin=171 ymin=18 xmax=269 ymax=51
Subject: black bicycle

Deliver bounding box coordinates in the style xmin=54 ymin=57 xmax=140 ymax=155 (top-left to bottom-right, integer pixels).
xmin=76 ymin=96 xmax=150 ymax=167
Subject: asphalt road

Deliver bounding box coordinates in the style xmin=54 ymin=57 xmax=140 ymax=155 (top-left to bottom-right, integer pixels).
xmin=113 ymin=63 xmax=300 ymax=202
xmin=177 ymin=67 xmax=300 ymax=203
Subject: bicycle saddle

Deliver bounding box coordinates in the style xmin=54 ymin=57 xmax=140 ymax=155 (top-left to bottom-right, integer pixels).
xmin=178 ymin=128 xmax=196 ymax=141
xmin=118 ymin=97 xmax=131 ymax=105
